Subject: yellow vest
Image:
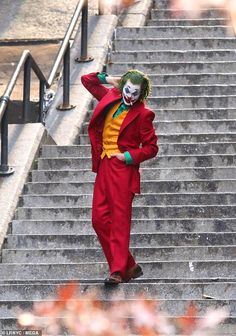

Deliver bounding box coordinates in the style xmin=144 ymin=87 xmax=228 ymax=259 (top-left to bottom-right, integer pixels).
xmin=101 ymin=102 xmax=128 ymax=159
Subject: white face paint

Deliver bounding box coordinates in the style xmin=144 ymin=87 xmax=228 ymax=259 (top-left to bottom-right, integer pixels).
xmin=122 ymin=79 xmax=141 ymax=106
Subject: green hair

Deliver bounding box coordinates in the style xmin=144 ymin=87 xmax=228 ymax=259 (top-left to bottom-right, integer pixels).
xmin=118 ymin=69 xmax=151 ymax=101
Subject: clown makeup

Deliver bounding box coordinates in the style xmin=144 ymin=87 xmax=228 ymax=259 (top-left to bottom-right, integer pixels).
xmin=122 ymin=79 xmax=141 ymax=106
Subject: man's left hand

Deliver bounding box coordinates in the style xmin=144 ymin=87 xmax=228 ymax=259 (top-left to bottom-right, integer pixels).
xmin=110 ymin=153 xmax=125 ymax=161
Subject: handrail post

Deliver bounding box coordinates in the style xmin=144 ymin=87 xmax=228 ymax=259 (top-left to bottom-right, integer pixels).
xmin=23 ymin=57 xmax=31 ymax=122
xmin=75 ymin=0 xmax=94 ymax=63
xmin=39 ymin=80 xmax=45 ymax=124
xmin=57 ymin=44 xmax=75 ymax=110
xmin=0 ymin=101 xmax=14 ymax=176
xmin=81 ymin=0 xmax=88 ymax=60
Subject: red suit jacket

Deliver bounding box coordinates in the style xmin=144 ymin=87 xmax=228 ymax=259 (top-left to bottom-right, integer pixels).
xmin=81 ymin=72 xmax=158 ymax=193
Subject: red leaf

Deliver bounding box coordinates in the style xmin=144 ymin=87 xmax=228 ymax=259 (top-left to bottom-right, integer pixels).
xmin=57 ymin=282 xmax=78 ymax=302
xmin=176 ymin=302 xmax=198 ymax=333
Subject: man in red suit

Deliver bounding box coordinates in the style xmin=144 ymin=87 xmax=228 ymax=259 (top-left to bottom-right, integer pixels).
xmin=81 ymin=70 xmax=158 ymax=285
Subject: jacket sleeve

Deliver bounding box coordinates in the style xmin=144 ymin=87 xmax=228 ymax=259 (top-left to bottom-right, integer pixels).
xmin=128 ymin=109 xmax=158 ymax=165
xmin=81 ymin=72 xmax=110 ymax=101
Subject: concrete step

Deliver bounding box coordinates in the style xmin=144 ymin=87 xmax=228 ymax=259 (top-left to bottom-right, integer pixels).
xmin=153 ymin=0 xmax=169 ymax=8
xmin=94 ymin=73 xmax=236 ymax=86
xmin=86 ymin=105 xmax=236 ymax=119
xmin=151 ymin=8 xmax=226 ymax=20
xmin=41 ymin=143 xmax=236 ymax=158
xmin=0 ymin=295 xmax=235 ymax=322
xmin=114 ymin=38 xmax=236 ymax=51
xmin=23 ymin=180 xmax=236 ymax=195
xmin=82 ymin=119 xmax=236 ymax=133
xmin=139 ymin=73 xmax=236 ymax=85
xmin=0 ymin=298 xmax=235 ymax=319
xmin=84 ymin=108 xmax=236 ymax=123
xmin=0 ymin=318 xmax=234 ymax=335
xmin=111 ymin=50 xmax=236 ymax=62
xmin=0 ymin=277 xmax=234 ymax=285
xmin=115 ymin=26 xmax=231 ymax=38
xmin=78 ymin=133 xmax=236 ymax=145
xmin=152 ymin=85 xmax=236 ymax=96
xmin=11 ymin=218 xmax=236 ymax=235
xmin=15 ymin=205 xmax=236 ymax=220
xmin=147 ymin=18 xmax=227 ymax=26
xmin=31 ymin=167 xmax=236 ymax=183
xmin=108 ymin=61 xmax=236 ymax=74
xmin=3 ymin=245 xmax=235 ymax=263
xmin=148 ymin=96 xmax=236 ymax=109
xmin=37 ymin=154 xmax=236 ymax=170
xmin=5 ymin=232 xmax=236 ymax=249
xmin=0 ymin=322 xmax=234 ymax=336
xmin=19 ymin=191 xmax=236 ymax=208
xmin=80 ymin=106 xmax=236 ymax=122
xmin=0 ymin=260 xmax=235 ymax=281
xmin=148 ymin=108 xmax=236 ymax=121
xmin=0 ymin=282 xmax=235 ymax=300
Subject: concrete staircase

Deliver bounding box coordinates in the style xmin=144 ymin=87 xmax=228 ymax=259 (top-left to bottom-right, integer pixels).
xmin=0 ymin=0 xmax=236 ymax=333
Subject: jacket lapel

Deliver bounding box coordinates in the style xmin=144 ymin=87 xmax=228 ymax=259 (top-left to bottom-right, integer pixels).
xmin=89 ymin=88 xmax=121 ymax=126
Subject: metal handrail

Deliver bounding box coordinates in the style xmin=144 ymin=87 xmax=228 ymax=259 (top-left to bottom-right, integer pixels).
xmin=0 ymin=0 xmax=93 ymax=176
xmin=0 ymin=50 xmax=48 ymax=122
xmin=48 ymin=0 xmax=90 ymax=86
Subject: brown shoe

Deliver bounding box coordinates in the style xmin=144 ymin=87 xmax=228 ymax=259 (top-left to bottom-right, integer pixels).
xmin=124 ymin=264 xmax=143 ymax=282
xmin=104 ymin=272 xmax=123 ymax=286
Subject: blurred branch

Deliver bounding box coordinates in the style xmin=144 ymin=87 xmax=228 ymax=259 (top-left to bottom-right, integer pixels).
xmin=99 ymin=0 xmax=140 ymax=15
xmin=170 ymin=0 xmax=236 ymax=34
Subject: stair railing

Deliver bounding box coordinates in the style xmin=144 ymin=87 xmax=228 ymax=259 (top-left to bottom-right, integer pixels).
xmin=0 ymin=0 xmax=93 ymax=177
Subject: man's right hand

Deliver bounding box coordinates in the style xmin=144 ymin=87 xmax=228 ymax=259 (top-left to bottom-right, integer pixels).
xmin=106 ymin=76 xmax=121 ymax=88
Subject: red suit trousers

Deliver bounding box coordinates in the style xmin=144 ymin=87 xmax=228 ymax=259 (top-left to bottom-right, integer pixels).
xmin=92 ymin=156 xmax=136 ymax=278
